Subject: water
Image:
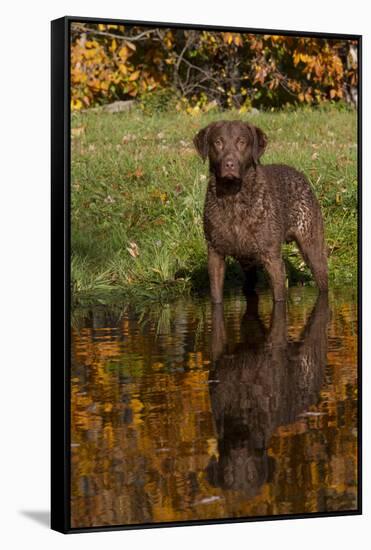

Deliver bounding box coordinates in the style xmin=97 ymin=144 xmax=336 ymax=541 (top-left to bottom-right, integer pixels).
xmin=70 ymin=286 xmax=358 ymax=528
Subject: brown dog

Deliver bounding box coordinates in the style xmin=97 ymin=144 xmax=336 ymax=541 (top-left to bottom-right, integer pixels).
xmin=194 ymin=120 xmax=328 ymax=302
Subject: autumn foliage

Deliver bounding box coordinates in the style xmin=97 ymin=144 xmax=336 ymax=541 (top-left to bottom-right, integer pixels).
xmin=71 ymin=23 xmax=358 ymax=112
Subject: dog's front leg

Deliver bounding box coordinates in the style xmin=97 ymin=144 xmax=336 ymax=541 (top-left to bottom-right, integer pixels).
xmin=264 ymin=257 xmax=287 ymax=302
xmin=208 ymin=246 xmax=226 ymax=304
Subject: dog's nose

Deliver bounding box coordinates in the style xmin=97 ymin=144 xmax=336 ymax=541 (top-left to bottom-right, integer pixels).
xmin=225 ymin=159 xmax=235 ymax=170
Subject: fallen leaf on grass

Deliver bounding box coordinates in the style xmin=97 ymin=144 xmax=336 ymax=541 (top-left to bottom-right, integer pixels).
xmin=127 ymin=168 xmax=144 ymax=178
xmin=122 ymin=133 xmax=137 ymax=144
xmin=71 ymin=126 xmax=85 ymax=137
xmin=127 ymin=242 xmax=139 ymax=258
xmin=104 ymin=195 xmax=115 ymax=204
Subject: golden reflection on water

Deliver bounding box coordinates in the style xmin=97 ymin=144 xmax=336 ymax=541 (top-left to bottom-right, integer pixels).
xmin=70 ymin=287 xmax=358 ymax=528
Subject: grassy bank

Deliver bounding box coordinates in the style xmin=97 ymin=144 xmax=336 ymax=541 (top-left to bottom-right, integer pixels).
xmin=71 ymin=104 xmax=357 ymax=304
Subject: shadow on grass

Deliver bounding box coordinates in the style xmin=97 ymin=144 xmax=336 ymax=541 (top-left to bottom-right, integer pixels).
xmin=187 ymin=258 xmax=312 ymax=295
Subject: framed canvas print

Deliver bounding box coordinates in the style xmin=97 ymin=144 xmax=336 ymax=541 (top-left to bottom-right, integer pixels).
xmin=51 ymin=16 xmax=362 ymax=533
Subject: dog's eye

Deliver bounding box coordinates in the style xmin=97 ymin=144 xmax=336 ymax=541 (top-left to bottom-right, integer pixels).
xmin=214 ymin=138 xmax=223 ymax=148
xmin=238 ymin=138 xmax=247 ymax=146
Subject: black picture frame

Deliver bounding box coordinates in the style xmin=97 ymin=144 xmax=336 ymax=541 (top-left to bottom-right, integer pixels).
xmin=51 ymin=15 xmax=362 ymax=534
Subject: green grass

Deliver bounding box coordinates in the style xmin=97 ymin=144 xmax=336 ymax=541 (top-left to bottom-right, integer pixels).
xmin=71 ymin=103 xmax=357 ymax=305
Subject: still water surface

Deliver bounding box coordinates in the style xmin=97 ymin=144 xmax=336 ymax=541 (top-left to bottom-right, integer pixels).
xmin=71 ymin=287 xmax=358 ymax=528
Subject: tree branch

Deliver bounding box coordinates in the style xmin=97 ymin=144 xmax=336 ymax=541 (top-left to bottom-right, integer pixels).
xmin=72 ymin=25 xmax=158 ymax=43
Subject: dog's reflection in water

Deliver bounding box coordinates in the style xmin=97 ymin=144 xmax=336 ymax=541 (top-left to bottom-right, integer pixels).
xmin=207 ymin=293 xmax=329 ymax=497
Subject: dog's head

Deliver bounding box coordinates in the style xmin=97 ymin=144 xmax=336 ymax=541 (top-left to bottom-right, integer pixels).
xmin=193 ymin=120 xmax=267 ymax=182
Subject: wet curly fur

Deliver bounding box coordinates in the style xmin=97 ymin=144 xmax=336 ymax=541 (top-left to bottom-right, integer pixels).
xmin=193 ymin=120 xmax=328 ymax=303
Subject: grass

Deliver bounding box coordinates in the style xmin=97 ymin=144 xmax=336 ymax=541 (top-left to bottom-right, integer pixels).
xmin=71 ymin=103 xmax=357 ymax=305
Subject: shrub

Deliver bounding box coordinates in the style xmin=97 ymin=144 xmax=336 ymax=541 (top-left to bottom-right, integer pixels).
xmin=70 ymin=23 xmax=358 ymax=112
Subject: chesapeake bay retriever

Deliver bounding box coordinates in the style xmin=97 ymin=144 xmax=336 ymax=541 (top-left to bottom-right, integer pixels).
xmin=193 ymin=120 xmax=328 ymax=302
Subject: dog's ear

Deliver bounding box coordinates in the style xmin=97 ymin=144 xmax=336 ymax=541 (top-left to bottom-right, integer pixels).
xmin=193 ymin=123 xmax=214 ymax=161
xmin=249 ymin=124 xmax=268 ymax=164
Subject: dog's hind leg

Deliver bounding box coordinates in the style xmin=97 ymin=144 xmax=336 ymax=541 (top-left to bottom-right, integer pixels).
xmin=295 ymin=228 xmax=328 ymax=292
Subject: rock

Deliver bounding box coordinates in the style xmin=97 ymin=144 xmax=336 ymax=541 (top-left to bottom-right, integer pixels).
xmin=102 ymin=100 xmax=136 ymax=113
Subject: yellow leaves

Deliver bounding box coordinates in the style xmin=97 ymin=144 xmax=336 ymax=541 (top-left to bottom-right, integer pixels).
xmin=70 ymin=25 xmax=355 ymax=111
xmin=332 ymin=54 xmax=344 ymax=76
xmin=71 ymin=99 xmax=83 ymax=111
xmin=186 ymin=104 xmax=201 ymax=116
xmin=293 ymin=52 xmax=313 ymax=66
xmin=85 ymin=39 xmax=99 ymax=48
xmin=223 ymin=32 xmax=233 ymax=44
xmin=118 ymin=45 xmax=130 ymax=61
xmin=83 ymin=48 xmax=99 ymax=60
xmin=233 ymin=34 xmax=243 ymax=47
xmin=298 ymin=90 xmax=314 ymax=103
xmin=179 ymin=96 xmax=216 ymax=115
xmin=71 ymin=33 xmax=137 ymax=106
xmin=164 ymin=32 xmax=174 ymax=49
xmin=118 ymin=63 xmax=127 ymax=75
xmin=151 ymin=189 xmax=168 ymax=204
xmin=313 ymin=61 xmax=324 ymax=78
xmin=330 ymin=88 xmax=343 ymax=99
xmin=97 ymin=23 xmax=118 ymax=31
xmin=128 ymin=70 xmax=140 ymax=81
xmin=293 ymin=52 xmax=301 ymax=66
xmin=222 ymin=32 xmax=243 ymax=46
xmin=157 ymin=192 xmax=169 ymax=204
xmin=336 ymin=192 xmax=342 ymax=205
xmin=109 ymin=38 xmax=117 ymax=53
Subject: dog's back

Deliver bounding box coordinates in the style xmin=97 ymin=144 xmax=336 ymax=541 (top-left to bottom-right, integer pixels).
xmin=259 ymin=163 xmax=324 ymax=243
